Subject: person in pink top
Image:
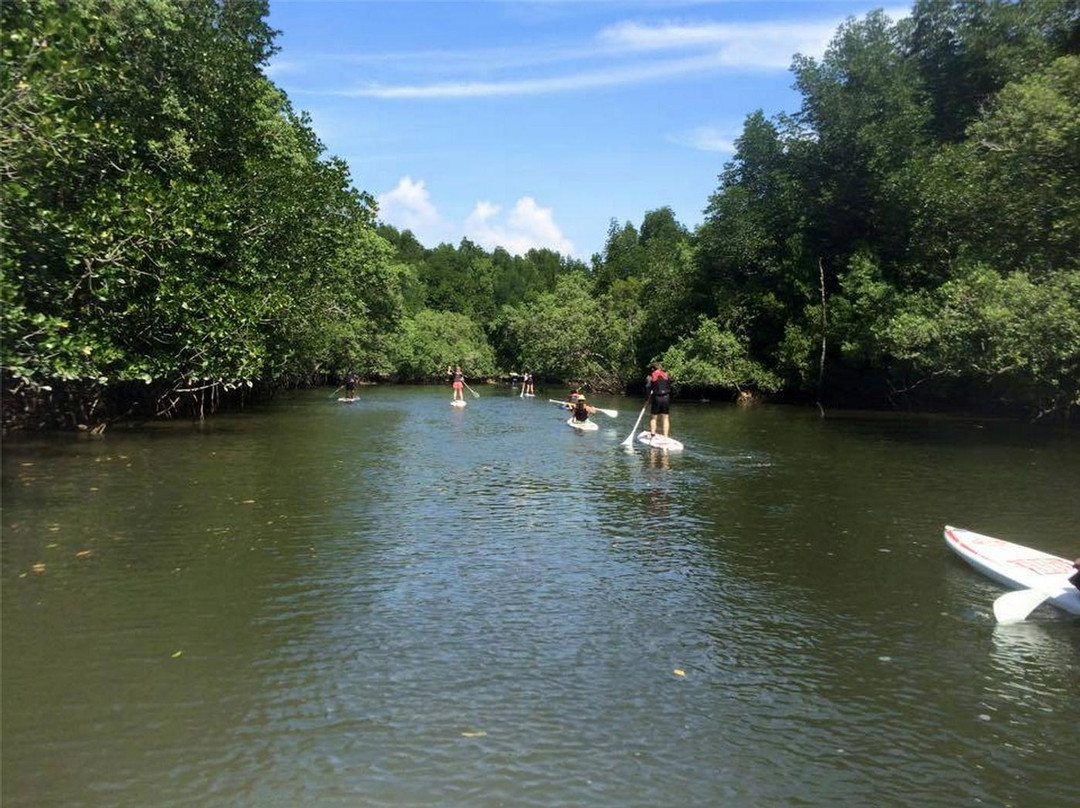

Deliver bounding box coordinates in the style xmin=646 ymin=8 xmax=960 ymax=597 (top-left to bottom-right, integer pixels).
xmin=447 ymin=365 xmax=465 ymax=402
xmin=645 ymin=361 xmax=672 ymax=438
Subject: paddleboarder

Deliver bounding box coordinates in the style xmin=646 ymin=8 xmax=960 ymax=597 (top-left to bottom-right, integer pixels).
xmin=523 ymin=371 xmax=535 ymax=396
xmin=448 ymin=364 xmax=466 ymax=402
xmin=645 ymin=361 xmax=672 ymax=438
xmin=344 ymin=370 xmax=358 ymax=399
xmin=570 ymin=394 xmax=597 ymax=424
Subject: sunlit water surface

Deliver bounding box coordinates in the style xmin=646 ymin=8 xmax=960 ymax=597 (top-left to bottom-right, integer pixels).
xmin=3 ymin=386 xmax=1078 ymax=807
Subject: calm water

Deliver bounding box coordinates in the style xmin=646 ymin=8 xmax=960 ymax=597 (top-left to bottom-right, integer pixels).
xmin=3 ymin=386 xmax=1078 ymax=808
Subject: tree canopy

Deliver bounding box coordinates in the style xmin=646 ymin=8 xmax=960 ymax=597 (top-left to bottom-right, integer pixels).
xmin=4 ymin=0 xmax=1078 ymax=428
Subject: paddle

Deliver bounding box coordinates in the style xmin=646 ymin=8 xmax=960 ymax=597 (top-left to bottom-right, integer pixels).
xmin=620 ymin=395 xmax=651 ymax=447
xmin=547 ymin=399 xmax=616 ymax=418
xmin=463 ymin=380 xmax=480 ymax=398
xmin=328 ymin=385 xmax=344 ymax=399
xmin=992 ymin=588 xmax=1050 ymax=624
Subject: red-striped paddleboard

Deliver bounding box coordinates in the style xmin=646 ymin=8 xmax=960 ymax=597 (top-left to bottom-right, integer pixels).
xmin=944 ymin=525 xmax=1080 ymax=617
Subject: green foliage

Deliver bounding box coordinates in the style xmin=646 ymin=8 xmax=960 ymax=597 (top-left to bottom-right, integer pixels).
xmin=495 ymin=273 xmax=626 ymax=388
xmin=925 ymin=55 xmax=1080 ymax=276
xmin=693 ymin=0 xmax=1079 ymax=416
xmin=591 ymin=219 xmax=644 ymax=294
xmin=420 ymin=239 xmax=496 ymax=322
xmin=1 ymin=0 xmax=396 ymax=424
xmin=696 ymin=111 xmax=810 ymax=357
xmin=660 ymin=317 xmax=781 ymax=394
xmin=386 ymin=309 xmax=496 ymax=381
xmin=906 ymin=0 xmax=1071 ymax=142
xmin=878 ymin=265 xmax=1080 ymax=415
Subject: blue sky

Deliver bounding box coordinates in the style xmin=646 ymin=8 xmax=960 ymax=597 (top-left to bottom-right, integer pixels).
xmin=266 ymin=0 xmax=907 ymax=260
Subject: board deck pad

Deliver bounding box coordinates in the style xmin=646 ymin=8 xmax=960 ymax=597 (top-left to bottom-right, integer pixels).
xmin=567 ymin=418 xmax=599 ymax=431
xmin=637 ymin=431 xmax=684 ymax=451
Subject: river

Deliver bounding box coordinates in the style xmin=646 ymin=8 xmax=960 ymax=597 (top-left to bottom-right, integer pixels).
xmin=2 ymin=385 xmax=1078 ymax=807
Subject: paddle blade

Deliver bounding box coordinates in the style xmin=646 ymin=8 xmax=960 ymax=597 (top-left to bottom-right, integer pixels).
xmin=596 ymin=408 xmax=618 ymax=418
xmin=992 ymin=588 xmax=1049 ymax=624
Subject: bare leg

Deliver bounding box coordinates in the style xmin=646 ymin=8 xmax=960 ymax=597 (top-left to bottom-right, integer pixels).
xmin=660 ymin=414 xmax=670 ymax=437
xmin=649 ymin=415 xmax=657 ymax=435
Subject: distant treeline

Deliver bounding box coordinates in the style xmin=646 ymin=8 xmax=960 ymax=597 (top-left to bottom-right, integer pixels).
xmin=3 ymin=0 xmax=1078 ymax=430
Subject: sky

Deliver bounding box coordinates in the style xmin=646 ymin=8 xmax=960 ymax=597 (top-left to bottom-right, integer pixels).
xmin=266 ymin=0 xmax=908 ymax=260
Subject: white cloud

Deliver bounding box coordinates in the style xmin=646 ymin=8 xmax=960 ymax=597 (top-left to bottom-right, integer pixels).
xmin=376 ymin=177 xmax=454 ymax=246
xmin=378 ymin=178 xmax=575 ymax=256
xmin=465 ymin=197 xmax=575 ymax=256
xmin=672 ymin=125 xmax=738 ymax=153
xmin=597 ymin=19 xmax=838 ymax=68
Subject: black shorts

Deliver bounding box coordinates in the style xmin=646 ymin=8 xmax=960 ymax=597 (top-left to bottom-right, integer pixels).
xmin=651 ymin=394 xmax=670 ymax=415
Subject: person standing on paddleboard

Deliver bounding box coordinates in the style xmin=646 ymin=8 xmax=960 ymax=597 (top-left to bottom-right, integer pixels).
xmin=344 ymin=370 xmax=358 ymax=399
xmin=524 ymin=371 xmax=535 ymax=396
xmin=448 ymin=365 xmax=466 ymax=402
xmin=645 ymin=361 xmax=672 ymax=438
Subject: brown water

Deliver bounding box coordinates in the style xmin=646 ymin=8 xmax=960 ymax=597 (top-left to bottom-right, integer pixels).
xmin=3 ymin=386 xmax=1078 ymax=807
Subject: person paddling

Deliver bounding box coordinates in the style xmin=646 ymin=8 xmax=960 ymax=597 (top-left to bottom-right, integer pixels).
xmin=645 ymin=361 xmax=672 ymax=438
xmin=570 ymin=393 xmax=597 ymax=424
xmin=343 ymin=370 xmax=359 ymax=399
xmin=448 ymin=364 xmax=466 ymax=402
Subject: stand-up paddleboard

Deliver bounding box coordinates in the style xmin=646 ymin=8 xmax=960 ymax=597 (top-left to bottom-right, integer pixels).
xmin=523 ymin=393 xmax=535 ymax=398
xmin=637 ymin=431 xmax=684 ymax=451
xmin=337 ymin=397 xmax=360 ymax=403
xmin=944 ymin=525 xmax=1080 ymax=618
xmin=451 ymin=399 xmax=467 ymax=408
xmin=567 ymin=417 xmax=599 ymax=431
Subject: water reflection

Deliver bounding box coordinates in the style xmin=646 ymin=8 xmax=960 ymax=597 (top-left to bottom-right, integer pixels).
xmin=2 ymin=389 xmax=1078 ymax=808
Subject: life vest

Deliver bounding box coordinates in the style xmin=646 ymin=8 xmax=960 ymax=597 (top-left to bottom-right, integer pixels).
xmin=649 ymin=369 xmax=670 ymax=396
xmin=573 ymin=400 xmax=589 ymax=421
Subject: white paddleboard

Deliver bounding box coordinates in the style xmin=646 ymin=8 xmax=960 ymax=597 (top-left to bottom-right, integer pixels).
xmin=337 ymin=397 xmax=360 ymax=403
xmin=567 ymin=417 xmax=599 ymax=431
xmin=451 ymin=399 xmax=467 ymax=408
xmin=944 ymin=525 xmax=1080 ymax=616
xmin=637 ymin=431 xmax=684 ymax=451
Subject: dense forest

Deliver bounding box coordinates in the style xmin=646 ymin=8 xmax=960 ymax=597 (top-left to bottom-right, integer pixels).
xmin=3 ymin=0 xmax=1078 ymax=430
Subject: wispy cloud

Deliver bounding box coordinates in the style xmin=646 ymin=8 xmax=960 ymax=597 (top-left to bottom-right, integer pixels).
xmin=291 ymin=14 xmax=860 ymax=100
xmin=263 ymin=58 xmax=304 ymax=78
xmin=671 ymin=125 xmax=738 ymax=153
xmin=597 ymin=19 xmax=837 ymax=69
xmin=330 ymin=51 xmax=734 ymax=99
